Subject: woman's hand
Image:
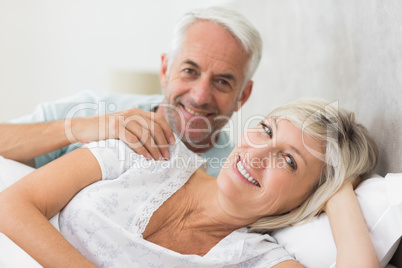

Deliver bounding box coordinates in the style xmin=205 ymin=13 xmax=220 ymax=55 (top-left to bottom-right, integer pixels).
xmin=323 ymin=181 xmax=354 ymax=213
xmin=325 ymin=181 xmax=380 ymax=268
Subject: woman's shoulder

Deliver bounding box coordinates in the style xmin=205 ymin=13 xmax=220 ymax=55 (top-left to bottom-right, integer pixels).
xmin=166 ymin=139 xmax=208 ymax=173
xmin=204 ymin=228 xmax=293 ymax=266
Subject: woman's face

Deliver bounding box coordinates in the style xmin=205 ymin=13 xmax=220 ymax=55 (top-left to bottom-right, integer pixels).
xmin=217 ymin=117 xmax=325 ymax=221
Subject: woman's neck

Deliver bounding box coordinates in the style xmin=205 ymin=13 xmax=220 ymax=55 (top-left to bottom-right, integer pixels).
xmin=170 ymin=169 xmax=254 ymax=235
xmin=143 ymin=169 xmax=254 ymax=245
xmin=143 ymin=168 xmax=256 ymax=256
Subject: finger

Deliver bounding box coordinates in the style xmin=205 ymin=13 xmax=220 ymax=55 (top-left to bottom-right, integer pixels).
xmin=150 ymin=113 xmax=176 ymax=145
xmin=136 ymin=128 xmax=166 ymax=161
xmin=146 ymin=123 xmax=171 ymax=160
xmin=121 ymin=108 xmax=175 ymax=146
xmin=120 ymin=131 xmax=152 ymax=160
xmin=123 ymin=114 xmax=168 ymax=160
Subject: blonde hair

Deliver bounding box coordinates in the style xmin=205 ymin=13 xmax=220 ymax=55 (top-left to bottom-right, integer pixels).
xmin=248 ymin=98 xmax=379 ymax=233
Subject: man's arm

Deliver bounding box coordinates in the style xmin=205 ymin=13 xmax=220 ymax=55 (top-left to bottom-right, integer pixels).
xmin=0 ymin=147 xmax=101 ymax=267
xmin=0 ymin=121 xmax=69 ymax=166
xmin=0 ymin=108 xmax=175 ymax=166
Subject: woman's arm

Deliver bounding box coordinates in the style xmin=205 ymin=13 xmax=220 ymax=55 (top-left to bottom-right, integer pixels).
xmin=325 ymin=182 xmax=380 ymax=268
xmin=275 ymin=182 xmax=379 ymax=268
xmin=273 ymin=260 xmax=304 ymax=267
xmin=0 ymin=147 xmax=101 ymax=267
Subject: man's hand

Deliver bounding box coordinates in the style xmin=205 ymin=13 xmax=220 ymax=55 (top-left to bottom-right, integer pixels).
xmin=68 ymin=108 xmax=175 ymax=160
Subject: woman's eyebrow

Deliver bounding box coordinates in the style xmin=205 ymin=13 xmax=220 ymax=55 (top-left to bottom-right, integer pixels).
xmin=289 ymin=145 xmax=307 ymax=167
xmin=272 ymin=117 xmax=307 ymax=167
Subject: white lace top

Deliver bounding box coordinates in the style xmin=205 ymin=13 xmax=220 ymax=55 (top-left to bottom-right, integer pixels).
xmin=59 ymin=139 xmax=293 ymax=267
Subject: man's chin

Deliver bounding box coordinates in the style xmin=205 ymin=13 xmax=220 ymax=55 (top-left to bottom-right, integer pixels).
xmin=178 ymin=132 xmax=214 ymax=151
xmin=168 ymin=118 xmax=220 ymax=151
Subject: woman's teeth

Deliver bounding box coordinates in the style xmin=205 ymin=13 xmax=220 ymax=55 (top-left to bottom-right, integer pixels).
xmin=184 ymin=105 xmax=208 ymax=116
xmin=236 ymin=161 xmax=260 ymax=187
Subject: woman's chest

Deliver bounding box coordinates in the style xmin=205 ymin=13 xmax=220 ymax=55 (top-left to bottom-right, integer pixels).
xmin=143 ymin=226 xmax=219 ymax=256
xmin=141 ymin=189 xmax=221 ymax=256
xmin=59 ymin=167 xmax=193 ymax=237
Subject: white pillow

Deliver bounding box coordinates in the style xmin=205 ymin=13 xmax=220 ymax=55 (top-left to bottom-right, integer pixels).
xmin=0 ymin=156 xmax=36 ymax=190
xmin=271 ymin=173 xmax=402 ymax=268
xmin=0 ymin=156 xmax=59 ymax=230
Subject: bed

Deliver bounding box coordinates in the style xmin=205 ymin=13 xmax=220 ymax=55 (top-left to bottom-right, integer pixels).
xmin=0 ymin=91 xmax=401 ymax=267
xmin=1 ymin=1 xmax=401 ymax=265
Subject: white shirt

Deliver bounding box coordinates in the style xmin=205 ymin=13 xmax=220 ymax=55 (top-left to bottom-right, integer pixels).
xmin=59 ymin=139 xmax=293 ymax=267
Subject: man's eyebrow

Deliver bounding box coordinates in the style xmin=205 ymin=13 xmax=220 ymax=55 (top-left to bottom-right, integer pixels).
xmin=218 ymin=73 xmax=236 ymax=84
xmin=184 ymin=60 xmax=200 ymax=69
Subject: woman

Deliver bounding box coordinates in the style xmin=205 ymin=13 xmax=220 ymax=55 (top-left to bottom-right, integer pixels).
xmin=0 ymin=99 xmax=379 ymax=267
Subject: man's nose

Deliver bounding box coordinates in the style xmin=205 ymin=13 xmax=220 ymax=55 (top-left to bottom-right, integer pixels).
xmin=190 ymin=78 xmax=213 ymax=105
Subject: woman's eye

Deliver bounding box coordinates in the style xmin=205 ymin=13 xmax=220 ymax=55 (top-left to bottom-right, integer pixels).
xmin=260 ymin=123 xmax=272 ymax=138
xmin=284 ymin=154 xmax=297 ymax=170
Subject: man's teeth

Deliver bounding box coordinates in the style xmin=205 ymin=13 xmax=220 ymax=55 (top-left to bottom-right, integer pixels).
xmin=236 ymin=161 xmax=260 ymax=187
xmin=184 ymin=106 xmax=208 ymax=116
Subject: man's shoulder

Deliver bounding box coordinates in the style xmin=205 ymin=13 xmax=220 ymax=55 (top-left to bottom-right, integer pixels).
xmin=12 ymin=91 xmax=164 ymax=123
xmin=61 ymin=90 xmax=164 ymax=111
xmin=209 ymin=131 xmax=235 ymax=153
xmin=201 ymin=131 xmax=235 ymax=177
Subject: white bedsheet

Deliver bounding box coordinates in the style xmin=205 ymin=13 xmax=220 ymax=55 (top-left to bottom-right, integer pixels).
xmin=0 ymin=233 xmax=42 ymax=267
xmin=0 ymin=156 xmax=56 ymax=267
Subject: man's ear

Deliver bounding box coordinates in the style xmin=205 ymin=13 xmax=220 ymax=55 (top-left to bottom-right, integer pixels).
xmin=235 ymin=80 xmax=253 ymax=111
xmin=160 ymin=53 xmax=169 ymax=88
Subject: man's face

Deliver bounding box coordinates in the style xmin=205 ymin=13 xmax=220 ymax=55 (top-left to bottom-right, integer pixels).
xmin=159 ymin=21 xmax=253 ymax=152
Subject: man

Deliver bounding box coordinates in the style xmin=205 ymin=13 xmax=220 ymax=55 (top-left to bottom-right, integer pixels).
xmin=0 ymin=7 xmax=262 ymax=177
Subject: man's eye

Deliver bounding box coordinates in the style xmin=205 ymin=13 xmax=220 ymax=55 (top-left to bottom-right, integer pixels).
xmin=284 ymin=154 xmax=297 ymax=170
xmin=214 ymin=78 xmax=232 ymax=92
xmin=260 ymin=123 xmax=272 ymax=138
xmin=183 ymin=68 xmax=196 ymax=75
xmin=217 ymin=79 xmax=229 ymax=86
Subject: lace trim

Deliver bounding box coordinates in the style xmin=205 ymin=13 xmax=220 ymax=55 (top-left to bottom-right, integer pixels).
xmin=131 ymin=160 xmax=202 ymax=235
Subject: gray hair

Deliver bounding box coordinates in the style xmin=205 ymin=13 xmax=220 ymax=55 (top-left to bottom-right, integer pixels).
xmin=167 ymin=6 xmax=263 ymax=84
xmin=248 ymin=98 xmax=379 ymax=233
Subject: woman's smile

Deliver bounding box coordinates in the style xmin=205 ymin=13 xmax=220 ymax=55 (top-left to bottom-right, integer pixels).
xmin=234 ymin=155 xmax=261 ymax=187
